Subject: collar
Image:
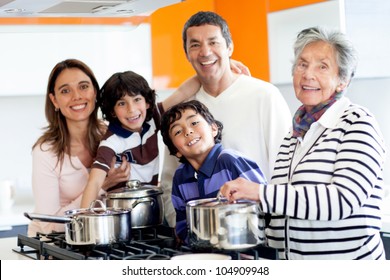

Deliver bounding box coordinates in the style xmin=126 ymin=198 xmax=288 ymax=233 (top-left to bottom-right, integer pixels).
xmin=182 ymin=144 xmax=223 ymax=179
xmin=108 ymin=120 xmax=151 ymax=138
xmin=317 ymin=96 xmax=351 ymax=129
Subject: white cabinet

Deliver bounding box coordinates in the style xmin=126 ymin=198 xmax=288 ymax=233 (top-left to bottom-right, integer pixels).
xmin=0 ymin=23 xmax=152 ymax=96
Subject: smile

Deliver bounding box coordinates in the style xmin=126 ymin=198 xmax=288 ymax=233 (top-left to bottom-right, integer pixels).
xmin=302 ymin=85 xmax=320 ymax=91
xmin=70 ymin=103 xmax=87 ymax=111
xmin=188 ymin=137 xmax=200 ymax=146
xmin=200 ymin=60 xmax=217 ymax=66
xmin=126 ymin=114 xmax=141 ymax=122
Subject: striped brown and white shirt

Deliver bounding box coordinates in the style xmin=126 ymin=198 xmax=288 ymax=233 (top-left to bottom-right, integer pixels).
xmin=92 ymin=103 xmax=164 ymax=187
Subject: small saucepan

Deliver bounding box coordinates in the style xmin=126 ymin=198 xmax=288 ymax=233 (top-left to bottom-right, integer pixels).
xmin=186 ymin=197 xmax=266 ymax=251
xmin=104 ymin=180 xmax=164 ymax=228
xmin=25 ymin=200 xmax=131 ymax=246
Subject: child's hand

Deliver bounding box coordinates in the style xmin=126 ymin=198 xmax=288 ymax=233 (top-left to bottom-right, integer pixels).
xmin=102 ymin=156 xmax=130 ymax=191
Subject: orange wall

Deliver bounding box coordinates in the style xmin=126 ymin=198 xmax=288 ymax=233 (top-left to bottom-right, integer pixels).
xmin=150 ymin=0 xmax=327 ymax=89
xmin=149 ymin=0 xmax=215 ymax=89
xmin=215 ymin=0 xmax=269 ymax=82
xmin=268 ymin=0 xmax=327 ymax=12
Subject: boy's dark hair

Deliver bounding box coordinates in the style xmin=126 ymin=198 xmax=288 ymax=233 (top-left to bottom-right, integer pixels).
xmin=161 ymin=100 xmax=223 ymax=161
xmin=182 ymin=11 xmax=232 ymax=55
xmin=99 ymin=71 xmax=156 ymax=124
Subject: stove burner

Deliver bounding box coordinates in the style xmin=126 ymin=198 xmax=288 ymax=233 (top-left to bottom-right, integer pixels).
xmin=12 ymin=225 xmax=277 ymax=260
xmin=124 ymin=253 xmax=171 ymax=260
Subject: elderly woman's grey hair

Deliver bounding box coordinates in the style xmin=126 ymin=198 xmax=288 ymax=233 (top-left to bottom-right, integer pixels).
xmin=292 ymin=27 xmax=358 ymax=85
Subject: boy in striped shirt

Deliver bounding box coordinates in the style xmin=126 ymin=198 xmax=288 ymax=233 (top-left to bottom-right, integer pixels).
xmin=80 ymin=71 xmax=199 ymax=208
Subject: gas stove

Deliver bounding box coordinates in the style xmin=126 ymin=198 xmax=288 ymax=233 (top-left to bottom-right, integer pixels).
xmin=12 ymin=225 xmax=278 ymax=260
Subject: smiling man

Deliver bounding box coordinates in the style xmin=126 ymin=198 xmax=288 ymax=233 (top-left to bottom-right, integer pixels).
xmin=160 ymin=11 xmax=292 ymax=227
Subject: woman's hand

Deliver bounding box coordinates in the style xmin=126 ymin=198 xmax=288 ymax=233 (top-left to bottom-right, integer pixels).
xmin=220 ymin=177 xmax=260 ymax=202
xmin=102 ymin=156 xmax=130 ymax=191
xmin=230 ymin=59 xmax=251 ymax=76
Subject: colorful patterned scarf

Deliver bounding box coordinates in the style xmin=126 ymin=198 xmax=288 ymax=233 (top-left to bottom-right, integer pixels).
xmin=292 ymin=91 xmax=343 ymax=139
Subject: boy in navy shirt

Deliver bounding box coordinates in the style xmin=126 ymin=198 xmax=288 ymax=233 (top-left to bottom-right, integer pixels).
xmin=161 ymin=100 xmax=267 ymax=243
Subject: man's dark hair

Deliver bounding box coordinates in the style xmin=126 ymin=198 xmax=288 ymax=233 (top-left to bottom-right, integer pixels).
xmin=182 ymin=11 xmax=232 ymax=55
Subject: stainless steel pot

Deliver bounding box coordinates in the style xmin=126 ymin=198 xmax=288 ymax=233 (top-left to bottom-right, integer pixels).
xmin=104 ymin=180 xmax=164 ymax=228
xmin=25 ymin=200 xmax=131 ymax=246
xmin=186 ymin=197 xmax=266 ymax=250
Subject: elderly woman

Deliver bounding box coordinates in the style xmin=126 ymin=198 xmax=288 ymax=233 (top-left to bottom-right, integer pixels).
xmin=220 ymin=27 xmax=387 ymax=260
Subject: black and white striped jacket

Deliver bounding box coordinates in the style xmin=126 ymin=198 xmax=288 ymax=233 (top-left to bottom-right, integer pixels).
xmin=259 ymin=97 xmax=387 ymax=259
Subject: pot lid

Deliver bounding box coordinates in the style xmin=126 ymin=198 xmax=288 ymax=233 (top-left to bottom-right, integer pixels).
xmin=106 ymin=179 xmax=163 ymax=198
xmin=64 ymin=200 xmax=129 ymax=216
xmin=186 ymin=197 xmax=256 ymax=208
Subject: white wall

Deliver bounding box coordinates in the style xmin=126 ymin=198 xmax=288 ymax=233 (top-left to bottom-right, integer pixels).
xmin=0 ymin=96 xmax=45 ymax=198
xmin=267 ymin=0 xmax=343 ymax=84
xmin=344 ymin=0 xmax=390 ymax=78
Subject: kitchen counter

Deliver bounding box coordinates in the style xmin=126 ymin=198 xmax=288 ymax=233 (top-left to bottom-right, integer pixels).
xmin=0 ymin=237 xmax=31 ymax=260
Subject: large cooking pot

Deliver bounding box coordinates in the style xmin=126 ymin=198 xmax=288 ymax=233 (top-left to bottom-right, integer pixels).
xmin=186 ymin=197 xmax=266 ymax=251
xmin=25 ymin=200 xmax=131 ymax=246
xmin=104 ymin=180 xmax=164 ymax=228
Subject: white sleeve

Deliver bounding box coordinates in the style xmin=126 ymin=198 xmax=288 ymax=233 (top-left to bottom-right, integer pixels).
xmin=262 ymin=86 xmax=292 ymax=178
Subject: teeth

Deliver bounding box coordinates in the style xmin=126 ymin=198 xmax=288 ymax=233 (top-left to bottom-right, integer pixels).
xmin=303 ymin=86 xmax=319 ymax=90
xmin=127 ymin=115 xmax=140 ymax=121
xmin=201 ymin=60 xmax=215 ymax=66
xmin=71 ymin=104 xmax=87 ymax=110
xmin=188 ymin=138 xmax=200 ymax=146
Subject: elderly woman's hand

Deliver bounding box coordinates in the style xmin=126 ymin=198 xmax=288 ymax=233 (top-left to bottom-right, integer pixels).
xmin=102 ymin=156 xmax=130 ymax=191
xmin=220 ymin=177 xmax=260 ymax=202
xmin=230 ymin=59 xmax=251 ymax=76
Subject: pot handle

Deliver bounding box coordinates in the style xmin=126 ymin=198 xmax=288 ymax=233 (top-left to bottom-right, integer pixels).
xmin=24 ymin=212 xmax=72 ymax=223
xmin=126 ymin=179 xmax=142 ymax=189
xmin=131 ymin=197 xmax=154 ymax=209
xmin=68 ymin=218 xmax=84 ymax=233
xmin=88 ymin=199 xmax=106 ymax=213
xmin=216 ymin=191 xmax=227 ymax=202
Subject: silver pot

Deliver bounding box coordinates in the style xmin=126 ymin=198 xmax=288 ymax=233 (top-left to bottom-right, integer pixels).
xmin=104 ymin=180 xmax=164 ymax=228
xmin=25 ymin=200 xmax=131 ymax=246
xmin=186 ymin=197 xmax=266 ymax=250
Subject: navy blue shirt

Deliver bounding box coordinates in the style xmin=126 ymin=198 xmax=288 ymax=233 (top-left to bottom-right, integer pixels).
xmin=171 ymin=144 xmax=267 ymax=242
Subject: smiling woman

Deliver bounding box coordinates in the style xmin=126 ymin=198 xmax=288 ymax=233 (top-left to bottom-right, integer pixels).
xmin=49 ymin=68 xmax=98 ymax=138
xmin=28 ymin=59 xmax=130 ymax=236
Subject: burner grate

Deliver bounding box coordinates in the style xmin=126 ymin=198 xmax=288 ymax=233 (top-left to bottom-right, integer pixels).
xmin=12 ymin=225 xmax=278 ymax=260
